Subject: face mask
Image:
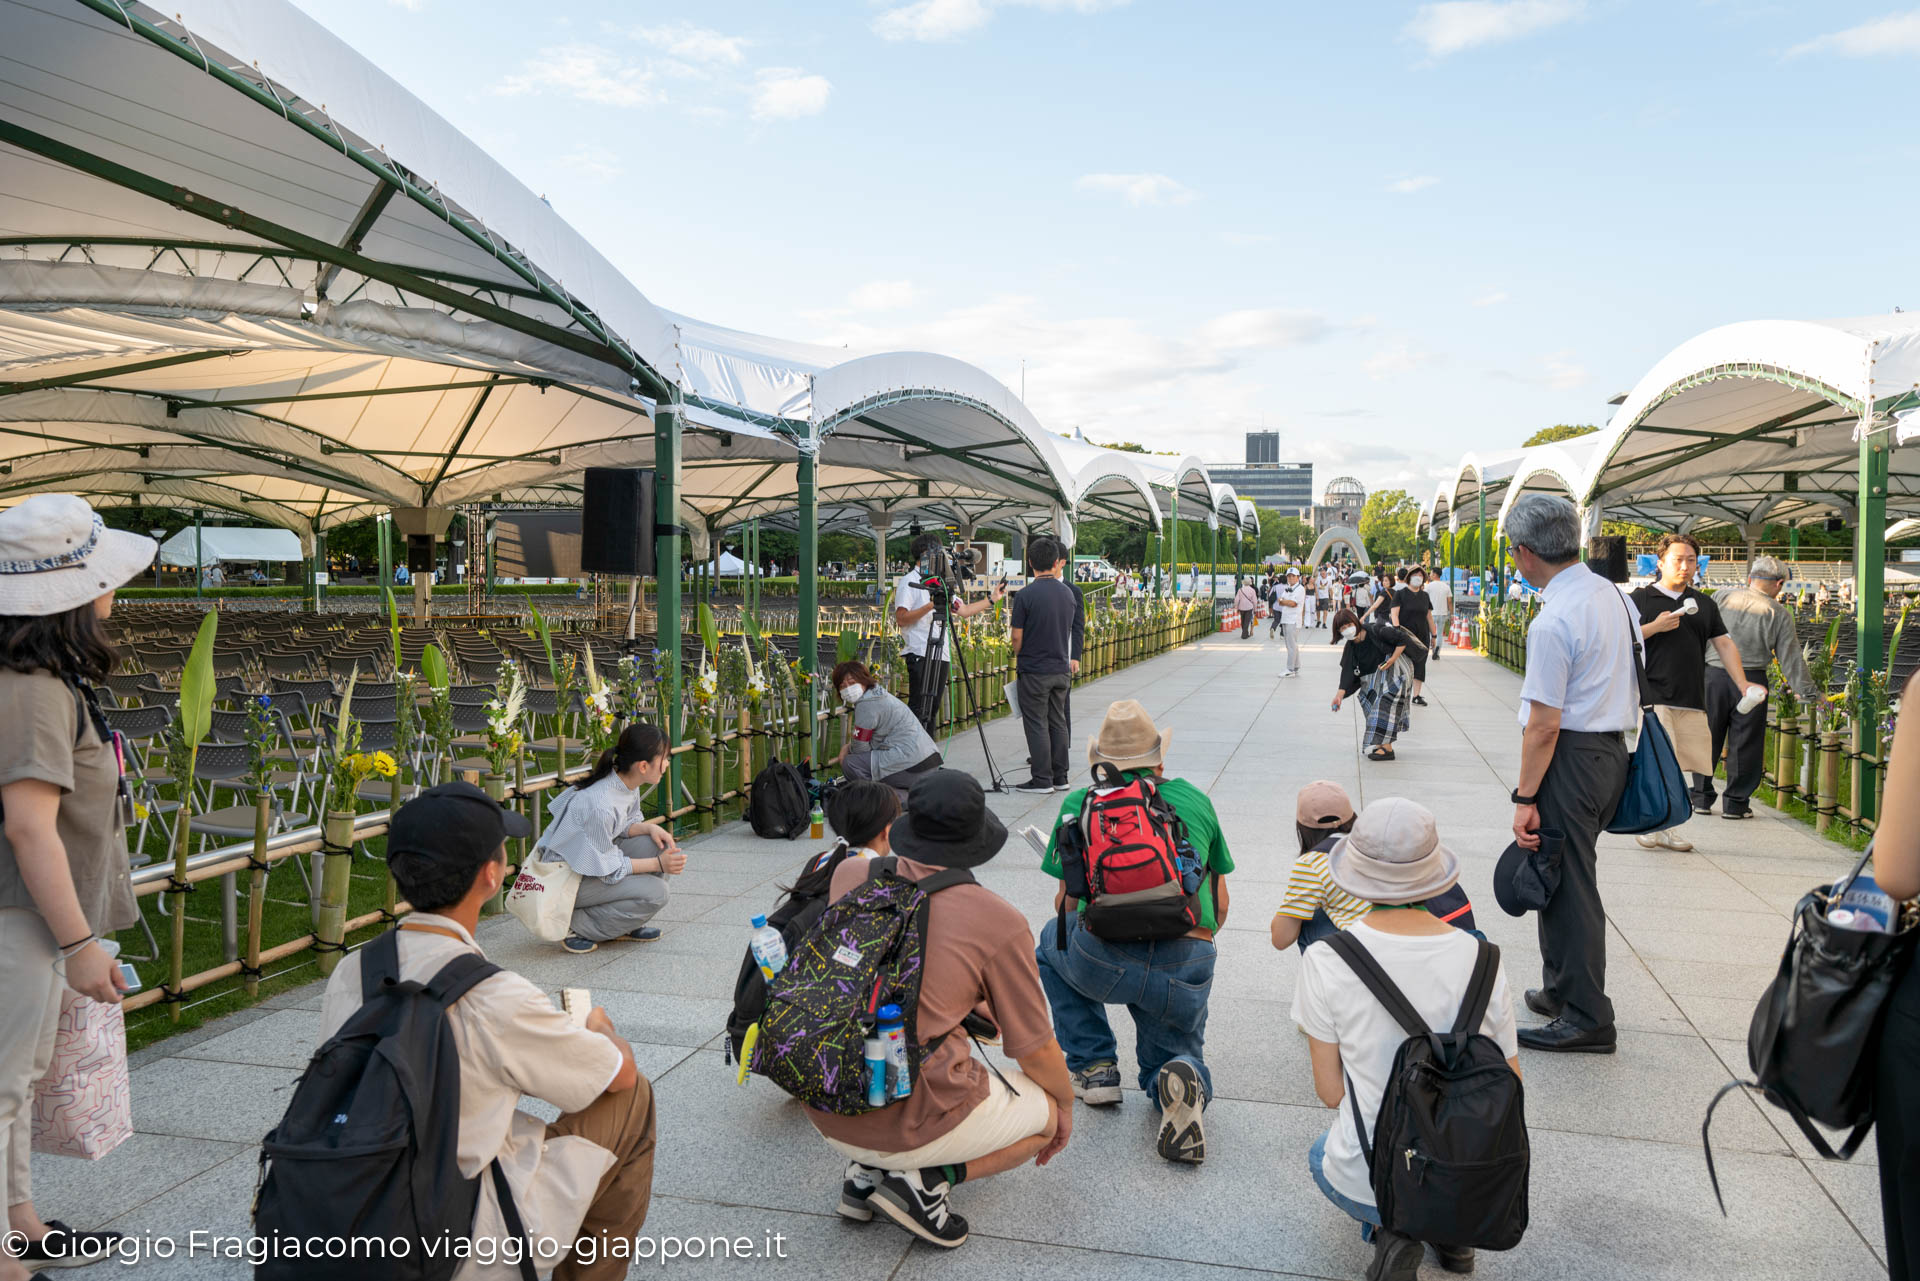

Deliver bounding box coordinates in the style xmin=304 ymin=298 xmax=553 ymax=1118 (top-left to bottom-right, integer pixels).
xmin=1341 ymin=626 xmax=1359 ymax=641
xmin=1410 ymin=576 xmax=1424 ymax=588
xmin=840 ymin=684 xmax=864 ymax=705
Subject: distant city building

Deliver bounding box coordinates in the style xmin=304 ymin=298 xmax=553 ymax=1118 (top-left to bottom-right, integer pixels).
xmin=1207 ymin=432 xmax=1312 ymax=517
xmin=1314 ymin=475 xmax=1367 ymax=533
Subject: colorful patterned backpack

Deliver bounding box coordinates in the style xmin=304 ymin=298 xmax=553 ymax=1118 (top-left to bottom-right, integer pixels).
xmin=748 ymin=856 xmax=975 ymax=1114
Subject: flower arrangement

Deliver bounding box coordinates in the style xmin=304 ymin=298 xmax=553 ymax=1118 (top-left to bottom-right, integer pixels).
xmin=243 ymin=693 xmax=277 ymax=793
xmin=324 ymin=719 xmax=397 ymax=812
xmin=390 ymin=671 xmax=418 ymax=775
xmin=581 ymin=646 xmax=619 ymax=760
xmin=420 ymin=644 xmax=455 ymax=783
xmin=485 ymin=660 xmax=527 ymax=778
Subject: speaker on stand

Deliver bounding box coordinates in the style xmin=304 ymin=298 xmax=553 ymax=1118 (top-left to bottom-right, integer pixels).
xmin=581 ymin=468 xmax=657 ymax=639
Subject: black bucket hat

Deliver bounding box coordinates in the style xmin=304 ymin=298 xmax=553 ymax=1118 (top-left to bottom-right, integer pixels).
xmin=1494 ymin=827 xmax=1565 ymax=916
xmin=887 ymin=770 xmax=1008 ymax=869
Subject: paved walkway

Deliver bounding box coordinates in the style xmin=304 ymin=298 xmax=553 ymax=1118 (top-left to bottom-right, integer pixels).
xmin=45 ymin=628 xmax=1889 ymax=1279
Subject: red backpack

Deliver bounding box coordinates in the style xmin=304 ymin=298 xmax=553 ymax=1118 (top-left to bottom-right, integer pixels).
xmin=1054 ymin=762 xmax=1206 ymax=947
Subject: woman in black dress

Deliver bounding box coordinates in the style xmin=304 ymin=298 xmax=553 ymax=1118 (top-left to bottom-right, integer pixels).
xmin=1391 ymin=566 xmax=1436 ymax=707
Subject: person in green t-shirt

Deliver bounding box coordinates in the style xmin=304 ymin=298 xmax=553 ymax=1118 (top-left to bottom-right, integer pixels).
xmin=1035 ymin=700 xmax=1233 ymax=1166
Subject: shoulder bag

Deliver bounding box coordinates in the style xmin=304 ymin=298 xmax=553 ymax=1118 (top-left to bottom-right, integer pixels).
xmin=1605 ymin=595 xmax=1690 ymax=835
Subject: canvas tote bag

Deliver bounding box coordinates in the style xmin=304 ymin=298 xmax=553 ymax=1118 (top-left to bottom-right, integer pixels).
xmin=1653 ymin=705 xmax=1713 ymax=775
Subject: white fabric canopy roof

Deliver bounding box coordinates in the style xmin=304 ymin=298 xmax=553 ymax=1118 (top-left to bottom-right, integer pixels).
xmin=157 ymin=525 xmax=303 ymax=566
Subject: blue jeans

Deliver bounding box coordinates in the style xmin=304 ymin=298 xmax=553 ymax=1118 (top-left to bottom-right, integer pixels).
xmin=1309 ymin=1130 xmax=1380 ymax=1242
xmin=1035 ymin=914 xmax=1215 ymax=1104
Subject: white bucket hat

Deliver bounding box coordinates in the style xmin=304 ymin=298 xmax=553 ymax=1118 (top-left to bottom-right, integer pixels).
xmin=0 ymin=495 xmax=157 ymax=617
xmin=1327 ymin=796 xmax=1461 ymax=905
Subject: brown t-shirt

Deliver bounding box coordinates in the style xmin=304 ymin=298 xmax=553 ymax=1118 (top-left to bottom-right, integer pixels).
xmin=807 ymin=856 xmax=1054 ymax=1154
xmin=0 ymin=669 xmax=137 ymax=934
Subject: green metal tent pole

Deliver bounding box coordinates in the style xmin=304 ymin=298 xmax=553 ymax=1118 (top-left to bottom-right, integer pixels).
xmin=313 ymin=529 xmax=326 ymax=611
xmin=1210 ymin=522 xmax=1218 ymax=600
xmin=1169 ymin=492 xmax=1179 ymax=598
xmin=1477 ymin=490 xmax=1488 ymax=583
xmin=1234 ymin=525 xmax=1243 ymax=593
xmin=655 ymin=396 xmax=684 ymax=819
xmin=1855 ymin=432 xmax=1890 ymax=831
xmin=1789 ymin=521 xmax=1800 ymax=568
xmin=377 ymin=514 xmax=392 ymax=589
xmin=194 ymin=509 xmax=203 ymax=598
xmin=797 ymin=447 xmax=820 ymax=764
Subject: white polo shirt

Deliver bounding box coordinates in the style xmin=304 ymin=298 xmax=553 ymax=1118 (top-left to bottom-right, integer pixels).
xmin=894 ymin=568 xmax=950 ymax=660
xmin=1518 ymin=562 xmax=1641 ymax=733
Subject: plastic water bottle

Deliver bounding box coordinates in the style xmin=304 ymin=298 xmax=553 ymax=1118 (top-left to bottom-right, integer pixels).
xmin=864 ymin=1036 xmax=888 ymax=1107
xmin=876 ymin=1004 xmax=911 ymax=1099
xmin=749 ymin=915 xmax=787 ymax=980
xmin=809 ymin=804 xmax=825 ymax=840
xmin=1833 ymin=875 xmax=1897 ymax=933
xmin=1736 ymin=685 xmax=1768 ymax=715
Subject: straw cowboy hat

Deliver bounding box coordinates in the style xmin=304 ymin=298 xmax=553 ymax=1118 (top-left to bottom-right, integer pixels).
xmin=1328 ymin=796 xmax=1461 ymax=905
xmin=1087 ymin=699 xmax=1171 ymax=771
xmin=0 ymin=495 xmax=156 ymax=617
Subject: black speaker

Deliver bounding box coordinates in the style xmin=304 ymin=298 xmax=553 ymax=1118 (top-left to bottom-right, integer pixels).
xmin=406 ymin=534 xmax=434 ymax=573
xmin=581 ymin=467 xmax=655 ymax=576
xmin=1825 ymin=517 xmax=1845 ymax=534
xmin=1586 ymin=534 xmax=1628 ymax=584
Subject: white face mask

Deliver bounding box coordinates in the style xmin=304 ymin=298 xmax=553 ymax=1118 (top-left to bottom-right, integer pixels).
xmin=1340 ymin=625 xmax=1359 ymax=641
xmin=840 ymin=684 xmax=864 ymax=706
xmin=1410 ymin=576 xmax=1424 ymax=588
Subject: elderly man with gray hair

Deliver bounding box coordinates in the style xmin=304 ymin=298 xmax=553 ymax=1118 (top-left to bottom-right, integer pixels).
xmin=1504 ymin=493 xmax=1639 ymax=1055
xmin=1690 ymin=555 xmax=1818 ymax=819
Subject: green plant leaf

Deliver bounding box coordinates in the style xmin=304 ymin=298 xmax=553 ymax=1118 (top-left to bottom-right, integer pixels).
xmin=384 ymin=586 xmax=402 ymax=671
xmin=698 ymin=601 xmax=721 ymax=662
xmin=837 ymin=628 xmax=859 ymax=664
xmin=176 ymin=610 xmax=219 ymax=751
xmin=526 ymin=596 xmax=558 ymax=683
xmin=421 ymin=643 xmax=449 ymax=692
xmin=742 ymin=607 xmax=762 ymax=645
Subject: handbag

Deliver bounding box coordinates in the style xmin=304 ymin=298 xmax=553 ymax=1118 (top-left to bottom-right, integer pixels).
xmin=1605 ymin=597 xmax=1691 ymax=835
xmin=505 ymin=848 xmax=582 ymax=942
xmin=1701 ymin=840 xmax=1916 ymax=1210
xmin=31 ymin=988 xmax=133 ymax=1159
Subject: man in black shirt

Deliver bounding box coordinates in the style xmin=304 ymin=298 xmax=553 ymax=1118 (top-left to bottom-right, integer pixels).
xmin=1011 ymin=536 xmax=1084 ymax=794
xmin=1391 ymin=566 xmax=1436 ymax=707
xmin=1628 ymin=531 xmax=1753 ymax=852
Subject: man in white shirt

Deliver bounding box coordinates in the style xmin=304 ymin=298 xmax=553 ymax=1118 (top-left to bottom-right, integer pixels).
xmin=1270 ymin=568 xmax=1307 ymax=676
xmin=1505 ymin=495 xmax=1637 ymax=1055
xmin=895 ymin=533 xmax=1005 ymax=730
xmin=317 ymin=782 xmax=654 ymax=1279
xmin=1423 ymin=571 xmax=1451 ymax=660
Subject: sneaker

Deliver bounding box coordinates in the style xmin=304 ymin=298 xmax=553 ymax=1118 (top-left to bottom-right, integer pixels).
xmin=1154 ymin=1060 xmax=1207 ymax=1163
xmin=1053 ymin=780 xmax=1071 ymax=791
xmin=1071 ymin=1060 xmax=1122 ymax=1106
xmin=1691 ymin=802 xmax=1714 ymax=816
xmin=1015 ymin=779 xmax=1055 ymax=794
xmin=1722 ymin=806 xmax=1752 ymax=820
xmin=1412 ymin=695 xmax=1429 ymax=707
xmin=1634 ymin=830 xmax=1694 ymax=853
xmin=837 ymin=1161 xmax=881 ymax=1222
xmin=1279 ymin=670 xmax=1298 ymax=679
xmin=869 ymin=1169 xmax=968 ymax=1248
xmin=620 ymin=926 xmax=662 ymax=942
xmin=560 ymin=935 xmax=598 ymax=954
xmin=1366 ymin=1229 xmax=1424 ymax=1281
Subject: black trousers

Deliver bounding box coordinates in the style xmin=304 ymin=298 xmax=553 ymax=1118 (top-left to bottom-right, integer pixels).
xmin=1017 ymin=671 xmax=1073 ymax=786
xmin=1879 ymin=962 xmax=1920 ymax=1281
xmin=1239 ymin=609 xmax=1255 ymax=638
xmin=904 ymin=652 xmax=948 ymax=731
xmin=1535 ymin=729 xmax=1630 ymax=1031
xmin=1690 ymin=667 xmax=1766 ymax=814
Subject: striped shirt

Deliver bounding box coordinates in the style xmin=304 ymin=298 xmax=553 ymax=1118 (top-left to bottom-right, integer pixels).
xmin=1278 ymin=843 xmax=1373 ymax=929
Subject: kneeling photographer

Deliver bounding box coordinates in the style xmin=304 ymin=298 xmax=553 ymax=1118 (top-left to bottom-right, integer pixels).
xmin=894 ymin=532 xmax=1005 ymax=731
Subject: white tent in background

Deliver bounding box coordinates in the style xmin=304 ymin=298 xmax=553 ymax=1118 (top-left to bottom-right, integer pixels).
xmin=156 ymin=526 xmax=304 ymax=567
xmin=714 ymin=550 xmax=749 ymax=576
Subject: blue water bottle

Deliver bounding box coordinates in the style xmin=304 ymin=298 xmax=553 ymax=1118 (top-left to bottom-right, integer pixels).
xmin=864 ymin=1035 xmax=888 ymax=1107
xmin=876 ymin=1004 xmax=911 ymax=1100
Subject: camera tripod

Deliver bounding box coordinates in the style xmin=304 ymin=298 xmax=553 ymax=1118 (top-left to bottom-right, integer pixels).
xmin=913 ymin=582 xmax=1010 ymax=793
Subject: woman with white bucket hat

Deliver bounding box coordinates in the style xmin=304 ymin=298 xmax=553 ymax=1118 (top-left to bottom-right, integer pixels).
xmin=0 ymin=494 xmax=156 ymax=1278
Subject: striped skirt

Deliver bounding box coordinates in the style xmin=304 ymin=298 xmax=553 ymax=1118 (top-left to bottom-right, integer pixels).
xmin=1358 ymin=654 xmax=1414 ymax=748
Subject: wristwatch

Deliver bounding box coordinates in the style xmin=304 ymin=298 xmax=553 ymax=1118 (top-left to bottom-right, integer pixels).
xmin=1510 ymin=789 xmax=1538 ymax=806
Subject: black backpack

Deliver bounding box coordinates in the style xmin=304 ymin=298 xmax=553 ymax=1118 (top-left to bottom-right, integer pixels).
xmin=748 ymin=760 xmax=811 ymax=840
xmin=724 ymin=842 xmax=854 ymax=1064
xmin=1326 ymin=931 xmax=1529 ymax=1252
xmin=252 ymin=931 xmax=536 ymax=1281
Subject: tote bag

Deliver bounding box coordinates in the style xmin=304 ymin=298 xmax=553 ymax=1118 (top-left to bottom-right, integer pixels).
xmin=506 ymin=849 xmax=582 ymax=942
xmin=31 ymin=988 xmax=132 ymax=1159
xmin=1653 ymin=705 xmax=1713 ymax=776
xmin=1605 ymin=598 xmax=1691 ymax=835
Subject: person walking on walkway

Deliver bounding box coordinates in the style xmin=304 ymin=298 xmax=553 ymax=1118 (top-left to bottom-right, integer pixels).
xmin=1689 ymin=555 xmax=1816 ymax=819
xmin=1036 ymin=700 xmax=1232 ymax=1164
xmin=1293 ymin=797 xmax=1521 ymax=1281
xmin=1629 ymin=532 xmax=1754 ymax=852
xmin=1315 ymin=567 xmax=1333 ymax=629
xmin=1271 ymin=567 xmax=1307 ymax=676
xmin=1010 ymin=537 xmax=1083 ymax=794
xmin=1331 ymin=607 xmax=1418 ymax=762
xmin=1391 ymin=566 xmax=1436 ymax=706
xmin=535 ymin=722 xmax=685 ymax=955
xmin=1234 ymin=579 xmax=1259 ymax=639
xmin=1504 ymin=494 xmax=1637 ymax=1055
xmin=1869 ymin=671 xmax=1920 ymax=1281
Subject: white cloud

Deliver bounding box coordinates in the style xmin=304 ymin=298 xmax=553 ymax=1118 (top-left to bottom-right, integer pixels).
xmin=1789 ymin=11 xmax=1920 ymax=57
xmin=1220 ymin=231 xmax=1275 ymax=247
xmin=1489 ymin=350 xmax=1589 ymax=389
xmin=1403 ymin=0 xmax=1584 ymax=58
xmin=1386 ymin=175 xmax=1440 ymax=194
xmin=498 ymin=46 xmax=662 ymax=108
xmin=388 ymin=0 xmax=424 ymax=9
xmin=873 ymin=0 xmax=1126 ymax=43
xmin=1364 ymin=342 xmax=1443 ymax=380
xmin=848 ymin=280 xmax=920 ymax=311
xmin=751 ymin=68 xmax=832 ymax=121
xmin=1198 ymin=309 xmax=1335 ymax=350
xmin=631 ymin=21 xmax=748 ymax=65
xmin=1472 ymin=288 xmax=1510 ymax=307
xmin=558 ymin=146 xmax=621 ymax=182
xmin=1076 ymin=172 xmax=1196 ymax=206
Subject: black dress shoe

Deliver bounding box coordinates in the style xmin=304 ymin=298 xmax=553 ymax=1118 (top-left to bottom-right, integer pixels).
xmin=1433 ymin=1243 xmax=1476 ymax=1274
xmin=1523 ymin=988 xmax=1562 ymax=1018
xmin=1517 ymin=1017 xmax=1617 ymax=1054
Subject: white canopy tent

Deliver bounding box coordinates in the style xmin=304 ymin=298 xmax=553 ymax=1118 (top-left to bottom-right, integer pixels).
xmin=156 ymin=525 xmax=304 ymax=567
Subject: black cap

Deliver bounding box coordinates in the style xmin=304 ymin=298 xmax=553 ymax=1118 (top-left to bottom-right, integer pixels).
xmin=387 ymin=780 xmax=534 ymax=862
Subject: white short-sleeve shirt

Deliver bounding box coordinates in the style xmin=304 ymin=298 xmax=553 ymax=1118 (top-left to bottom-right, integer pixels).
xmin=894 ymin=569 xmax=949 ymax=659
xmin=1291 ymin=921 xmax=1519 ymax=1208
xmin=1518 ymin=563 xmax=1641 ymax=733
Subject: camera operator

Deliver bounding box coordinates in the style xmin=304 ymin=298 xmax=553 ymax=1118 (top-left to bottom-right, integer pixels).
xmin=895 ymin=532 xmax=1005 ymax=731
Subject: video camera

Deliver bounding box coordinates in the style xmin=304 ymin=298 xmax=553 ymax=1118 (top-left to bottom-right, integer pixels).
xmin=914 ymin=538 xmax=979 ymax=607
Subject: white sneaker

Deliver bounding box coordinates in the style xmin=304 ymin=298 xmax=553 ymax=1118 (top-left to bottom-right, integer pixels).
xmin=1634 ymin=829 xmax=1694 ymax=853
xmin=1279 ymin=670 xmax=1298 ymax=678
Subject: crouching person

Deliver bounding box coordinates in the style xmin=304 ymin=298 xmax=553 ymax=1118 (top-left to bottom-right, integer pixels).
xmin=786 ymin=771 xmax=1075 ymax=1249
xmin=302 ymin=783 xmax=656 ymax=1280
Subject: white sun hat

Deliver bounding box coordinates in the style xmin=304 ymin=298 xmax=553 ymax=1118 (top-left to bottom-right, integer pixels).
xmin=0 ymin=495 xmax=157 ymax=617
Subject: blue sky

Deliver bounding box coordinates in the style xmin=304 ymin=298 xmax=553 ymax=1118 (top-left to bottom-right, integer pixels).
xmin=296 ymin=0 xmax=1920 ymax=501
